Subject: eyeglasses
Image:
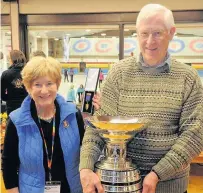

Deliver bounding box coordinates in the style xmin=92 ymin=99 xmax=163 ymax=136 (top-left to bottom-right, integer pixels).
xmin=137 ymin=29 xmax=167 ymax=40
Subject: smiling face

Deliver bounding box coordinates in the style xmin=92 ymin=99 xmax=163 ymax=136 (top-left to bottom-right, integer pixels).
xmin=29 ymin=76 xmax=58 ymax=109
xmin=137 ymin=15 xmax=175 ymax=66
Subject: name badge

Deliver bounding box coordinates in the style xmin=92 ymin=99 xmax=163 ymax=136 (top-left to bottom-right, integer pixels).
xmin=45 ymin=181 xmax=61 ymax=193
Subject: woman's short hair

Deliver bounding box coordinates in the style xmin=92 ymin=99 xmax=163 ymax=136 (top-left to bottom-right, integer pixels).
xmin=136 ymin=4 xmax=175 ymax=30
xmin=32 ymin=50 xmax=46 ymax=58
xmin=70 ymin=84 xmax=74 ymax=89
xmin=10 ymin=50 xmax=26 ymax=66
xmin=21 ymin=57 xmax=62 ymax=91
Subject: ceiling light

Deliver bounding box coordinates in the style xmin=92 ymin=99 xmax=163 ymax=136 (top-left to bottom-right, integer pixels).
xmin=81 ymin=37 xmax=86 ymax=39
xmin=124 ymin=29 xmax=130 ymax=31
xmin=131 ymin=33 xmax=137 ymax=37
xmin=36 ymin=35 xmax=41 ymax=38
xmin=54 ymin=38 xmax=59 ymax=41
xmin=112 ymin=36 xmax=117 ymax=39
xmin=6 ymin=31 xmax=11 ymax=34
xmin=85 ymin=29 xmax=91 ymax=32
xmin=101 ymin=33 xmax=106 ymax=36
xmin=66 ymin=34 xmax=71 ymax=36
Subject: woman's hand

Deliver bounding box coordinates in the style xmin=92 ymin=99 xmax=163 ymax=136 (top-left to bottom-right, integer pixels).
xmin=142 ymin=171 xmax=159 ymax=193
xmin=92 ymin=92 xmax=101 ymax=111
xmin=7 ymin=187 xmax=19 ymax=193
xmin=80 ymin=169 xmax=104 ymax=193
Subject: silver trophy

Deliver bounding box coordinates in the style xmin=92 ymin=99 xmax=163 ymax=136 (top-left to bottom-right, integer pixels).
xmin=85 ymin=115 xmax=146 ymax=193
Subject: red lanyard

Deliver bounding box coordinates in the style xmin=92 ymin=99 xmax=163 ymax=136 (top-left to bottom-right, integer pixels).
xmin=38 ymin=117 xmax=56 ymax=181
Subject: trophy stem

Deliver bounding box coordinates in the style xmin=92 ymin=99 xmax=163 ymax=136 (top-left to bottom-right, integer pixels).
xmin=104 ymin=142 xmax=127 ymax=168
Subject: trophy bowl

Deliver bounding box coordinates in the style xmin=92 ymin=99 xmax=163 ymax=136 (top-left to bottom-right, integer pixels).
xmin=85 ymin=115 xmax=146 ymax=193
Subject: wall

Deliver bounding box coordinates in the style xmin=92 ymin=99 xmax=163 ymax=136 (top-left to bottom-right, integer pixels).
xmin=1 ymin=0 xmax=203 ymax=16
xmin=1 ymin=1 xmax=10 ymax=14
xmin=19 ymin=0 xmax=203 ymax=14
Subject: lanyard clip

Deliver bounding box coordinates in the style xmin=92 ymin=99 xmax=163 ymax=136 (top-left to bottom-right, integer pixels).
xmin=49 ymin=171 xmax=52 ymax=182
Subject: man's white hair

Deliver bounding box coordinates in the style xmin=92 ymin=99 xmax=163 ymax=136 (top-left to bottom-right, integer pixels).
xmin=136 ymin=4 xmax=175 ymax=30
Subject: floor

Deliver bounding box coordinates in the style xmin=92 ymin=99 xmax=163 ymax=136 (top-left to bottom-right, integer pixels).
xmin=58 ymin=74 xmax=102 ymax=104
xmin=58 ymin=74 xmax=86 ymax=100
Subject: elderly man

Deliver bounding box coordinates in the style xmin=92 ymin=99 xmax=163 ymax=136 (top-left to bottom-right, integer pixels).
xmin=79 ymin=4 xmax=203 ymax=193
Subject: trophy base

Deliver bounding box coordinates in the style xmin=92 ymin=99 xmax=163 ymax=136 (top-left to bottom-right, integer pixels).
xmin=95 ymin=161 xmax=142 ymax=193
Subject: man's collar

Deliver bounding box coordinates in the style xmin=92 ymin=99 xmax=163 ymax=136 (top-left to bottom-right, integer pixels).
xmin=136 ymin=52 xmax=171 ymax=74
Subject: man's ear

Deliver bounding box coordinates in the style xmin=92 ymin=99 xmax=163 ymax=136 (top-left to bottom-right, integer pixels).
xmin=169 ymin=27 xmax=176 ymax=40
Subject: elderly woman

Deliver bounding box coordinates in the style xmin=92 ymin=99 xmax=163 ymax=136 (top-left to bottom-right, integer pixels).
xmin=2 ymin=57 xmax=84 ymax=193
xmin=1 ymin=50 xmax=28 ymax=114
